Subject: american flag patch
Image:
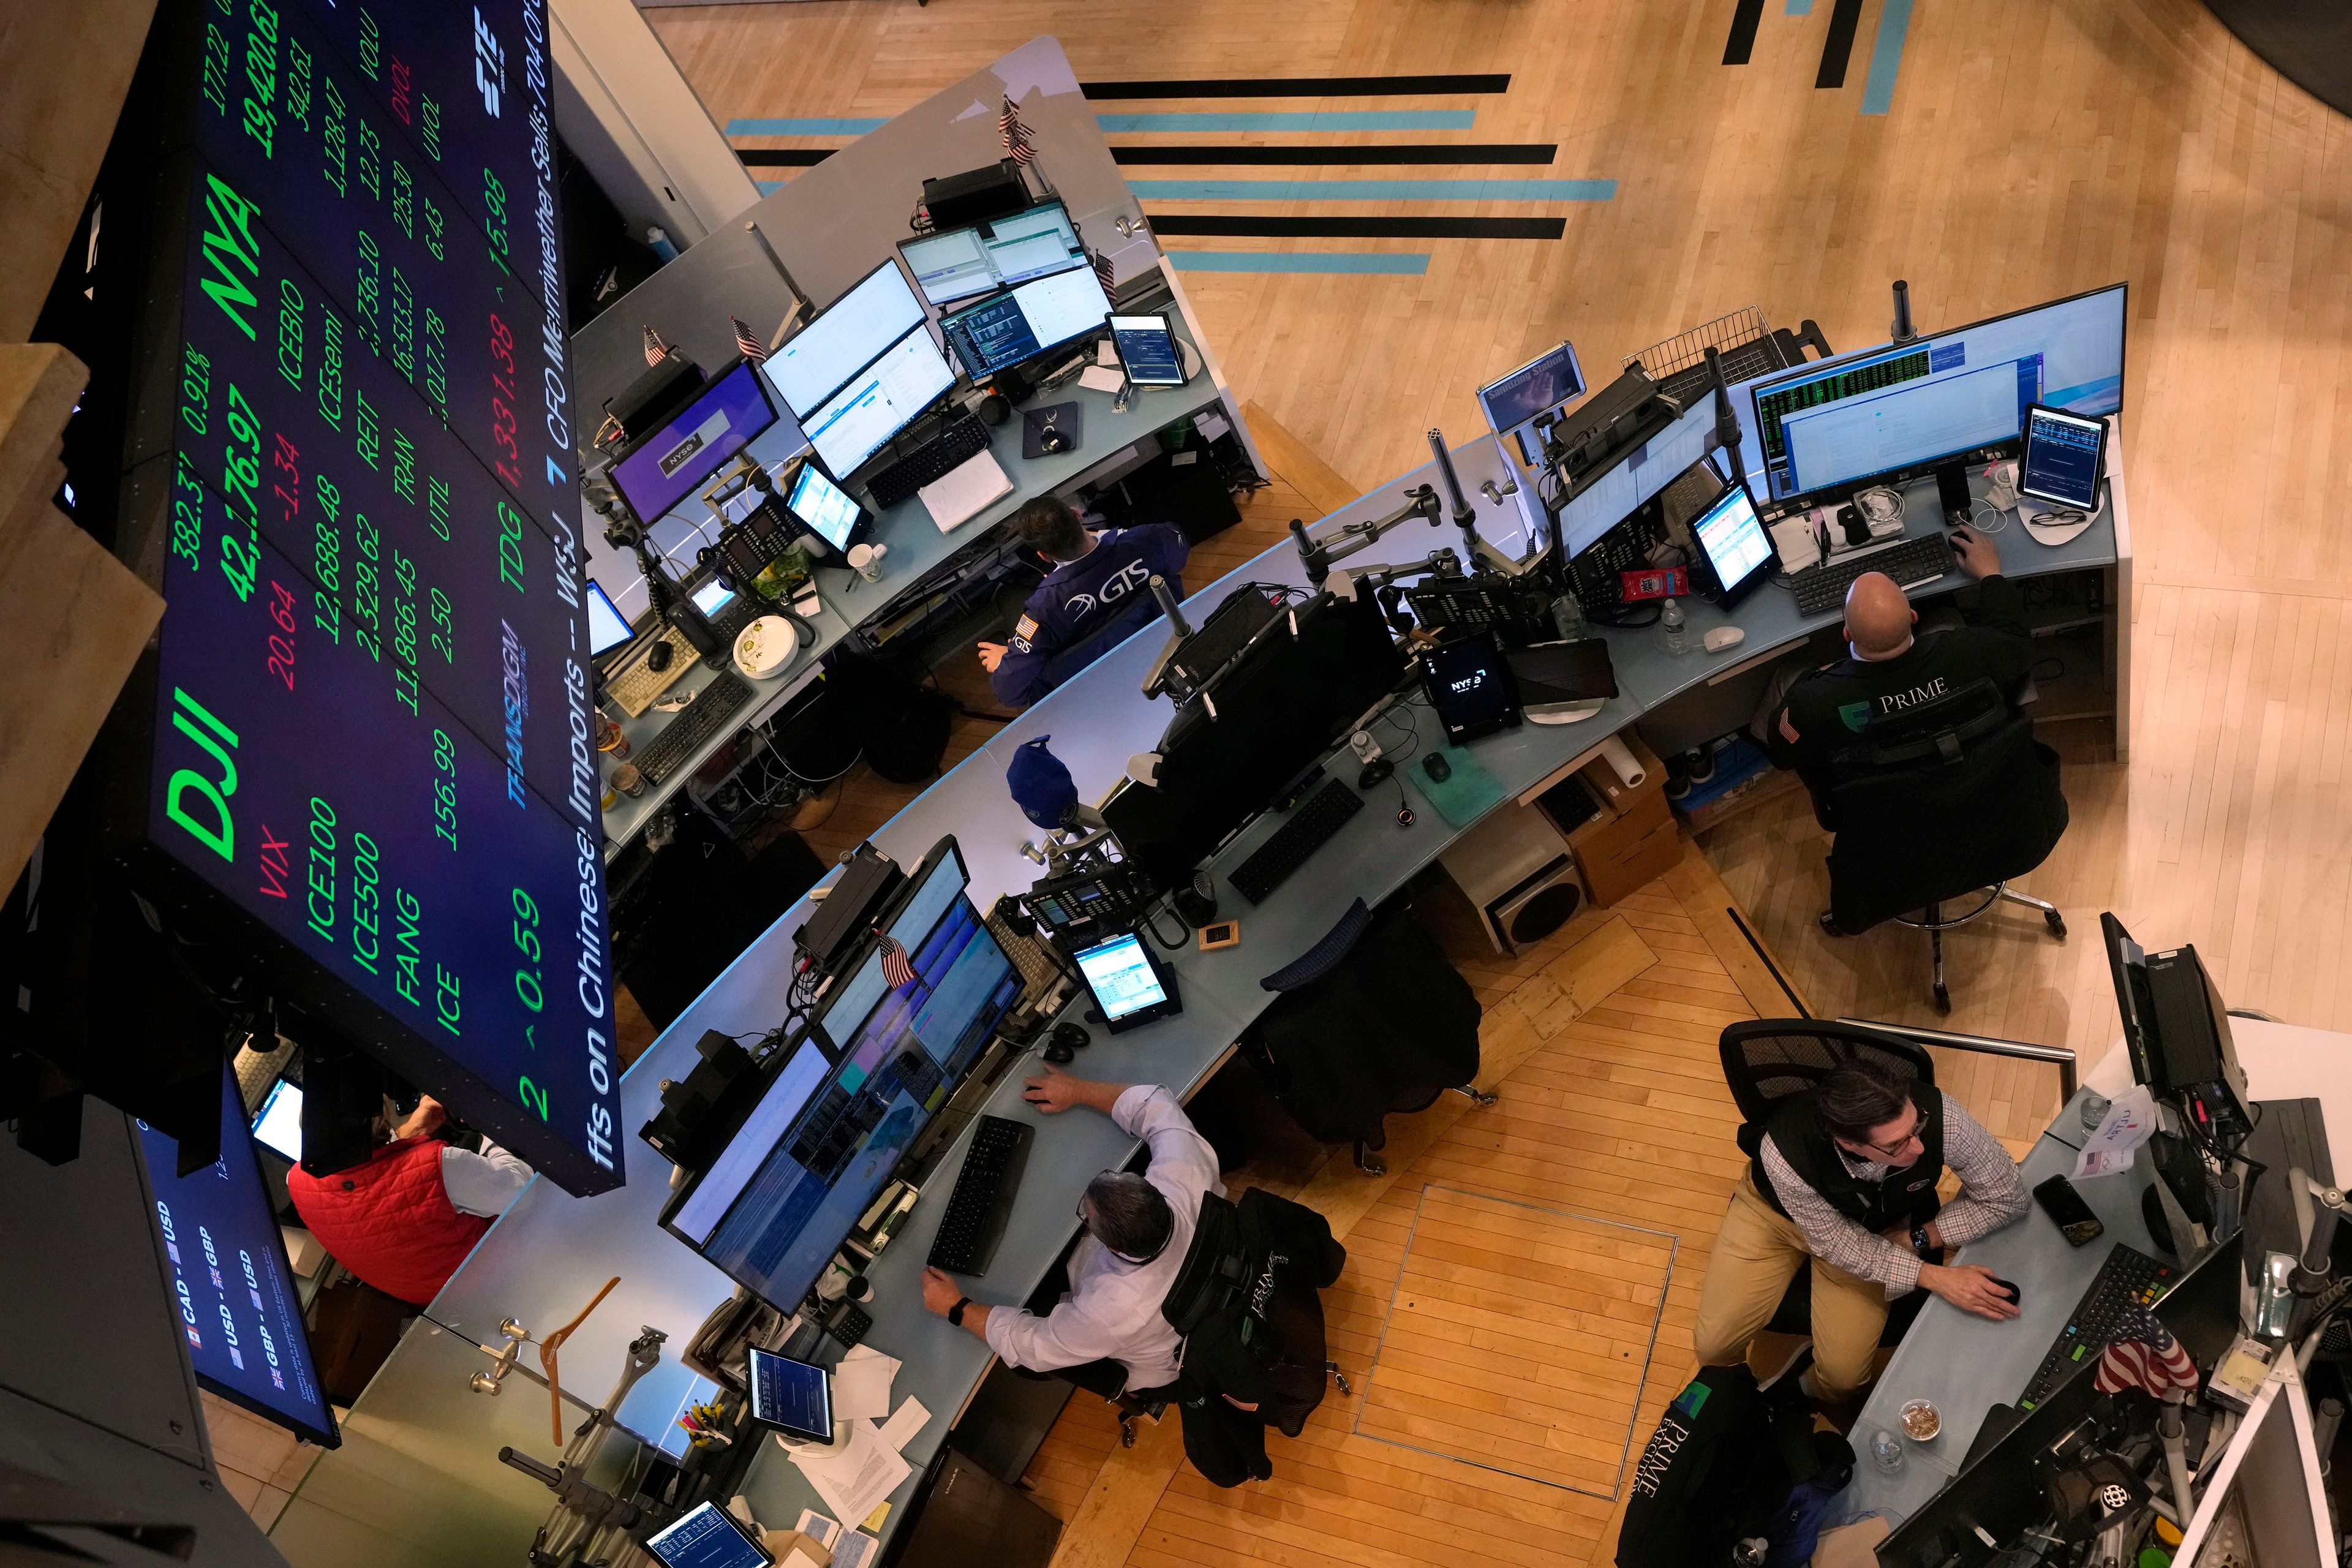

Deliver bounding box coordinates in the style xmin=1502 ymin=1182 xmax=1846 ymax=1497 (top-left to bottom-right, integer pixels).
xmin=1014 ymin=615 xmax=1039 ymax=640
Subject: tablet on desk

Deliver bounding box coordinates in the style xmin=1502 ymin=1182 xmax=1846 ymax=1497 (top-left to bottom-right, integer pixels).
xmin=645 ymin=1501 xmax=772 ymax=1568
xmin=744 ymin=1347 xmax=833 ymax=1442
xmin=1073 ymin=930 xmax=1183 ymax=1033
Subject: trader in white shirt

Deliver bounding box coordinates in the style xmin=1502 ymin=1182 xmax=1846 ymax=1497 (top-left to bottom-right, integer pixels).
xmin=922 ymin=1066 xmax=1221 ymax=1399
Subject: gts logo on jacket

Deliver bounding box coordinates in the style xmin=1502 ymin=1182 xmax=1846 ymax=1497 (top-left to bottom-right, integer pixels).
xmin=1064 ymin=560 xmax=1154 ymax=623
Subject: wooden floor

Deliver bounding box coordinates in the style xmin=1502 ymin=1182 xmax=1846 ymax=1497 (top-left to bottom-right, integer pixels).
xmin=620 ymin=2 xmax=2352 ymax=1562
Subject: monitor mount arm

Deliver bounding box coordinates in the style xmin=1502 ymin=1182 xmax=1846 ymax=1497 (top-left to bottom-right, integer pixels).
xmin=1705 ymin=344 xmax=1745 ymax=485
xmin=1140 ymin=575 xmax=1197 ymax=699
xmin=1021 ymin=805 xmax=1118 ymax=877
xmin=1289 ymin=483 xmax=1444 ymax=586
xmin=591 ymin=488 xmax=681 ymax=625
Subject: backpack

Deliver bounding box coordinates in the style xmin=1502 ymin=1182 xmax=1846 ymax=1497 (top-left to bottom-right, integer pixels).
xmin=1617 ymin=1365 xmax=1853 ymax=1567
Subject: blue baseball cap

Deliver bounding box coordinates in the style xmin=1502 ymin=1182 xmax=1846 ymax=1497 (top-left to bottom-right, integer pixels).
xmin=1006 ymin=736 xmax=1079 ymax=830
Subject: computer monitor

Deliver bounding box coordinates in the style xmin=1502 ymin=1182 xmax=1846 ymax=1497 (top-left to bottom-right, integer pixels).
xmin=1689 ymin=477 xmax=1776 ymax=608
xmin=763 ymin=258 xmax=929 ymax=419
xmin=801 ymin=326 xmax=957 ymax=478
xmin=662 ymin=837 xmax=1020 ymax=1311
xmin=136 ymin=1071 xmax=339 ymax=1447
xmin=608 ymin=360 xmax=781 ymax=526
xmin=940 ymin=266 xmax=1115 ymax=381
xmin=1749 ymin=282 xmax=2125 ymax=510
xmin=2101 ymin=913 xmax=2251 ymax=1147
xmin=252 ymin=1077 xmax=304 ymax=1162
xmin=899 ymin=200 xmax=1087 ymax=307
xmin=1875 ymin=1231 xmax=2244 ymax=1568
xmin=1072 ymin=931 xmax=1183 ymax=1033
xmin=1103 ymin=591 xmax=1412 ymax=890
xmin=645 ymin=1502 xmax=772 ymax=1568
xmin=785 ymin=459 xmax=869 ymax=554
xmin=2017 ymin=404 xmax=2108 ymax=512
xmin=586 ymin=580 xmax=635 ymax=657
xmin=1478 ymin=341 xmax=1587 ymax=461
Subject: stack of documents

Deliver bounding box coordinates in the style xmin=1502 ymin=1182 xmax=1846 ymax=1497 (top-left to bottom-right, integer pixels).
xmin=918 ymin=450 xmax=1012 ymax=533
xmin=780 ymin=1344 xmax=937 ymax=1530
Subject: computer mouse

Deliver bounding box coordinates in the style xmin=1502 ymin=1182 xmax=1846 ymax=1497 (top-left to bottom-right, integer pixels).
xmin=1043 ymin=1038 xmax=1076 ymax=1065
xmin=1422 ymin=753 xmax=1452 ymax=784
xmin=1991 ymin=1278 xmax=2021 ymax=1306
xmin=647 ymin=640 xmax=674 ymax=673
xmin=1703 ymin=626 xmax=1746 ymax=654
xmin=1357 ymin=759 xmax=1394 ymax=789
xmin=1042 ymin=1021 xmax=1090 ymax=1066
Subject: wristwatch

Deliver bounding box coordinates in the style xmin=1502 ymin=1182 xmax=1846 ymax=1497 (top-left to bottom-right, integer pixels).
xmin=1910 ymin=1224 xmax=1935 ymax=1259
xmin=948 ymin=1297 xmax=971 ymax=1327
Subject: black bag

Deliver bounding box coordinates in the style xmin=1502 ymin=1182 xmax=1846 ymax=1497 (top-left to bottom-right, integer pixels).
xmin=1617 ymin=1366 xmax=1851 ymax=1568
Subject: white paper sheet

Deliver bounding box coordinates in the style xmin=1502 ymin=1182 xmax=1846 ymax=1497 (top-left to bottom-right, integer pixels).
xmin=876 ymin=1395 xmax=932 ymax=1453
xmin=2075 ymin=1084 xmax=2160 ymax=1178
xmin=918 ymin=450 xmax=1012 ymax=533
xmin=1078 ymin=365 xmax=1125 ymax=394
xmin=829 ymin=1345 xmax=900 ymax=1422
xmin=787 ymin=1420 xmax=910 ymax=1531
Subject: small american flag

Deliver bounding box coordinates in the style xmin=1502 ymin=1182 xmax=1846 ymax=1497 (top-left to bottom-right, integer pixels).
xmin=1090 ymin=246 xmax=1115 ymax=296
xmin=999 ymin=93 xmax=1035 ymax=168
xmin=877 ymin=932 xmax=917 ymax=990
xmin=731 ymin=315 xmax=767 ymax=363
xmin=643 ymin=325 xmax=669 ymax=366
xmin=2093 ymin=1303 xmax=2200 ymax=1396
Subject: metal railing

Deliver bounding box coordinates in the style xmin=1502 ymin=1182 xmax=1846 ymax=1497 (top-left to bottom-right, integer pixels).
xmin=1838 ymin=1016 xmax=2080 ymax=1102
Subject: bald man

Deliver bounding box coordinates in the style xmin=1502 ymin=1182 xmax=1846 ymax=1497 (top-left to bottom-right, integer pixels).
xmin=1765 ymin=525 xmax=2032 ymax=799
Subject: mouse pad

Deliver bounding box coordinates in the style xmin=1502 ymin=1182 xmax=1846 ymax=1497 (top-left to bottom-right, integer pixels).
xmin=1022 ymin=402 xmax=1082 ymax=459
xmin=1403 ymin=744 xmax=1508 ymax=827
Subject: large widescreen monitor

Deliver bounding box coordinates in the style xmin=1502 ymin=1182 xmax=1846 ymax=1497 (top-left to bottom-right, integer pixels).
xmin=661 ymin=838 xmax=1020 ymax=1311
xmin=801 ymin=328 xmax=957 ymax=478
xmin=763 ymin=260 xmax=930 ymax=419
xmin=137 ymin=1072 xmax=339 ymax=1447
xmin=940 ymin=267 xmax=1115 ymax=380
xmin=899 ymin=200 xmax=1087 ymax=307
xmin=109 ymin=0 xmax=625 ymax=1193
xmin=608 ymin=360 xmax=782 ymax=526
xmin=1747 ymin=283 xmax=2125 ymax=508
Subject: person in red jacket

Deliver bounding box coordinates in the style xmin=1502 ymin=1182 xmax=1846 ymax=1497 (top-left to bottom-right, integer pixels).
xmin=286 ymin=1095 xmax=533 ymax=1308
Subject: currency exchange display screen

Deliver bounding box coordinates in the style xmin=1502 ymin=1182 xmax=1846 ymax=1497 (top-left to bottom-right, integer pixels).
xmin=130 ymin=0 xmax=622 ymax=1191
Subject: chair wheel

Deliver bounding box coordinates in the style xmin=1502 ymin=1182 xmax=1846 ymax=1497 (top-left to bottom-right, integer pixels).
xmin=2045 ymin=911 xmax=2067 ymax=939
xmin=1933 ymin=982 xmax=1952 ymax=1014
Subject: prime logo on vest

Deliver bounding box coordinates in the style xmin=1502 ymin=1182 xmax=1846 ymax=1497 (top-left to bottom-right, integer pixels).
xmin=1877 ymin=675 xmax=1950 ymax=714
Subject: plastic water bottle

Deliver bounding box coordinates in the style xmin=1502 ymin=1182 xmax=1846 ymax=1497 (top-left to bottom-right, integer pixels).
xmin=1660 ymin=597 xmax=1691 ymax=657
xmin=1870 ymin=1429 xmax=1905 ymax=1474
xmin=1550 ymin=591 xmax=1587 ymax=641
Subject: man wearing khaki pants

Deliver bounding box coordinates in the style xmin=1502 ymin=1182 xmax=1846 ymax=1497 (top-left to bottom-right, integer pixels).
xmin=1694 ymin=1058 xmax=2029 ymax=1403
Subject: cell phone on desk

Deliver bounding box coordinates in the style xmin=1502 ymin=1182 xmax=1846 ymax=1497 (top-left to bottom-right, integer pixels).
xmin=2034 ymin=1174 xmax=2105 ymax=1246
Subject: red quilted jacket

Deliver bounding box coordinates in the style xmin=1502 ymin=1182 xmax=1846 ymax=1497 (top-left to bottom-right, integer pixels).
xmin=287 ymin=1135 xmax=491 ymax=1306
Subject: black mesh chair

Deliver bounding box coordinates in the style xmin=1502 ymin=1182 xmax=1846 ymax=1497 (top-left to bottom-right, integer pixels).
xmin=1718 ymin=1020 xmax=1938 ymax=1341
xmin=1820 ymin=677 xmax=2070 ymax=1011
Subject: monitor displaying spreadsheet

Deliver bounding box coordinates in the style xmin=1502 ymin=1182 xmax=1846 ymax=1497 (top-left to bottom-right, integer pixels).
xmin=763 ymin=260 xmax=929 ymax=418
xmin=801 ymin=327 xmax=957 ymax=477
xmin=940 ymin=267 xmax=1114 ymax=380
xmin=646 ymin=1503 xmax=771 ymax=1568
xmin=787 ymin=462 xmax=865 ymax=552
xmin=2017 ymin=405 xmax=2106 ymax=511
xmin=900 ymin=200 xmax=1086 ymax=306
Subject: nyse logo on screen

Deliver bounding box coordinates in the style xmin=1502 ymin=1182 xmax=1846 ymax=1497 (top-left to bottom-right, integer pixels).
xmin=1450 ymin=671 xmax=1487 ymax=695
xmin=474 ymin=9 xmax=508 ymax=119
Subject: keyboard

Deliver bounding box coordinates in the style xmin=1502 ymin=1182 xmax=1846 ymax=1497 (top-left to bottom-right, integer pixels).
xmin=1788 ymin=532 xmax=1956 ymax=617
xmin=2018 ymin=1243 xmax=2179 ymax=1409
xmin=1229 ymin=779 xmax=1366 ymax=905
xmin=927 ymin=1114 xmax=1033 ymax=1275
xmin=633 ymin=671 xmax=753 ymax=786
xmin=601 ymin=624 xmax=701 ymax=717
xmin=867 ymin=411 xmax=992 ymax=510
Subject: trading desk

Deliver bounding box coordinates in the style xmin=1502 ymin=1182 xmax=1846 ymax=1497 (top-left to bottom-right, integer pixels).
xmin=596 ymin=352 xmax=1228 ymax=854
xmin=285 ymin=405 xmax=2128 ymax=1566
xmin=1842 ymin=1016 xmax=2350 ymax=1528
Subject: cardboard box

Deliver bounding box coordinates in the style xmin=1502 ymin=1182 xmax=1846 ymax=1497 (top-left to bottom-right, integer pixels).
xmin=1569 ymin=810 xmax=1681 ymax=908
xmin=760 ymin=1529 xmax=832 ymax=1568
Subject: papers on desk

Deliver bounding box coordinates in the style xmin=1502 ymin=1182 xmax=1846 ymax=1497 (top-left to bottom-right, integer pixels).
xmin=1078 ymin=365 xmax=1126 ymax=394
xmin=877 ymin=1394 xmax=932 ymax=1452
xmin=785 ymin=1420 xmax=909 ymax=1531
xmin=919 ymin=450 xmax=1013 ymax=533
xmin=2075 ymin=1084 xmax=2158 ymax=1178
xmin=830 ymin=1344 xmax=900 ymax=1422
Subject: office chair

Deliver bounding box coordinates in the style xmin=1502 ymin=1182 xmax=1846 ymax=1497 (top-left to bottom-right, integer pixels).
xmin=1718 ymin=1020 xmax=1940 ymax=1344
xmin=1820 ymin=677 xmax=2069 ymax=1011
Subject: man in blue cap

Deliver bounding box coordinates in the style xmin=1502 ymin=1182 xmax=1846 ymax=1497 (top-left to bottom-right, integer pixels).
xmin=1006 ymin=736 xmax=1081 ymax=832
xmin=979 ymin=496 xmax=1188 ymax=707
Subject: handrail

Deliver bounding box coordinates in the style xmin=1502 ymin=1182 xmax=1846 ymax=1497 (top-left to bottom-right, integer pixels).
xmin=1838 ymin=1017 xmax=2079 ymax=1102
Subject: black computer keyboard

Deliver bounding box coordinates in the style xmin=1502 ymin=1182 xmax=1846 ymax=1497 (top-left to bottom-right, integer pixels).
xmin=1228 ymin=779 xmax=1366 ymax=905
xmin=1789 ymin=532 xmax=1956 ymax=617
xmin=2018 ymin=1243 xmax=2178 ymax=1409
xmin=927 ymin=1114 xmax=1033 ymax=1275
xmin=634 ymin=670 xmax=753 ymax=785
xmin=867 ymin=411 xmax=992 ymax=510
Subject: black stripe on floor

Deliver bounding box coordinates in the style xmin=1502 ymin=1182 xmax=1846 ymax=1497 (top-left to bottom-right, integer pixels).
xmin=739 ymin=149 xmax=832 ymax=167
xmin=1082 ymin=74 xmax=1510 ymax=99
xmin=1144 ymin=214 xmax=1566 ymax=240
xmin=1112 ymin=143 xmax=1556 ymax=166
xmin=1724 ymin=0 xmax=1766 ymax=64
xmin=1817 ymin=0 xmax=1865 ymax=86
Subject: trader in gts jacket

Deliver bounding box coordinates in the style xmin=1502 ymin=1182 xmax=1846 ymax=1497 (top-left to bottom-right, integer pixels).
xmin=979 ymin=496 xmax=1187 ymax=707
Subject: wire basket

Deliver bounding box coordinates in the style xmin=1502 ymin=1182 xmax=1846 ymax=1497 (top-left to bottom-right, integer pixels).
xmin=1625 ymin=306 xmax=1774 ymax=383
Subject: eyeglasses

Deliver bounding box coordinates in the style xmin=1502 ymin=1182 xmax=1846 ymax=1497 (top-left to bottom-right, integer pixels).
xmin=1849 ymin=1110 xmax=1929 ymax=1161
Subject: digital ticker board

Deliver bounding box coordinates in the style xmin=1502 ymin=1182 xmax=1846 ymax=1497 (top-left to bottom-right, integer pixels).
xmin=126 ymin=0 xmax=624 ymax=1193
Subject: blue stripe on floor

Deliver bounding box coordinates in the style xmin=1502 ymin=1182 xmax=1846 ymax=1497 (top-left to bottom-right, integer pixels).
xmin=1168 ymin=251 xmax=1430 ymax=275
xmin=1096 ymin=110 xmax=1477 ymax=133
xmin=756 ymin=181 xmax=784 ymax=195
xmin=1860 ymin=0 xmax=1916 ymax=115
xmin=727 ymin=117 xmax=889 ymax=135
xmin=1785 ymin=0 xmax=1813 ymax=12
xmin=1127 ymin=178 xmax=1614 ymax=202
